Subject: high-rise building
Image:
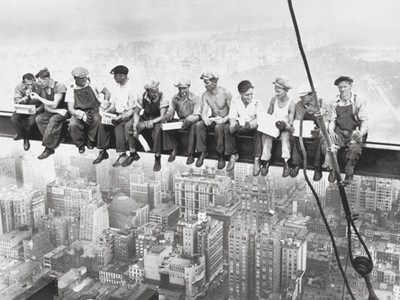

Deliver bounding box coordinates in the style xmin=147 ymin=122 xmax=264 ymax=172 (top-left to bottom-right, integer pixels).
xmin=0 ymin=185 xmax=44 ymax=233
xmin=237 ymin=175 xmax=273 ymax=231
xmin=22 ymin=153 xmax=56 ymax=194
xmin=95 ymin=162 xmax=111 ymax=192
xmin=23 ymin=230 xmax=54 ymax=260
xmin=148 ymin=202 xmax=180 ymax=229
xmin=39 ymin=214 xmax=79 ymax=247
xmin=79 ymin=201 xmax=109 ymax=242
xmin=0 ymin=226 xmax=32 ymax=258
xmin=154 ymin=164 xmax=174 ymax=194
xmin=234 ymin=162 xmax=250 ymax=193
xmin=0 ymin=156 xmax=16 ymax=187
xmin=70 ymin=154 xmax=97 ymax=181
xmin=174 ymin=170 xmax=234 ymax=219
xmin=130 ymin=172 xmax=162 ymax=209
xmin=114 ymin=229 xmax=135 ymax=262
xmin=46 ymin=178 xmax=101 ymax=214
xmin=197 ymin=218 xmax=223 ymax=282
xmin=364 ymin=177 xmax=394 ymax=212
xmin=280 ymin=238 xmax=307 ymax=292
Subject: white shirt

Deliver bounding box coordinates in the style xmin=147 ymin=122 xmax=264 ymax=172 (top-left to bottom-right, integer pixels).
xmin=228 ymin=95 xmax=258 ymax=125
xmin=110 ymin=81 xmax=138 ymax=113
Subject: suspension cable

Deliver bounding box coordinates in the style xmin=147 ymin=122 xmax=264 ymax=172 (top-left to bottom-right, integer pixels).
xmin=287 ymin=1 xmax=377 ymax=299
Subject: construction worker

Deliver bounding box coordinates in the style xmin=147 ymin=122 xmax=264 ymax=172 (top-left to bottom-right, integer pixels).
xmin=93 ymin=65 xmax=137 ymax=166
xmin=162 ymin=78 xmax=201 ymax=164
xmin=322 ymin=76 xmax=368 ymax=184
xmin=30 ymin=68 xmax=68 ymax=159
xmin=196 ymin=72 xmax=234 ymax=170
xmin=124 ymin=80 xmax=168 ymax=171
xmin=11 ymin=73 xmax=43 ymax=151
xmin=66 ymin=67 xmax=111 ymax=154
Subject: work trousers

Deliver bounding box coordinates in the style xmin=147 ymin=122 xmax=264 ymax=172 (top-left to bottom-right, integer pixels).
xmin=195 ymin=121 xmax=237 ymax=155
xmin=260 ymin=131 xmax=291 ymax=161
xmin=97 ymin=120 xmax=129 ymax=153
xmin=69 ymin=111 xmax=101 ymax=147
xmin=125 ymin=119 xmax=162 ymax=155
xmin=163 ymin=120 xmax=196 ymax=154
xmin=36 ymin=112 xmax=67 ymax=149
xmin=291 ymin=136 xmax=323 ymax=168
xmin=11 ymin=112 xmax=38 ymax=139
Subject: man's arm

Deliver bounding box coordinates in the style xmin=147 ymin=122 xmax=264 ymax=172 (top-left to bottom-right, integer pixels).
xmin=163 ymin=97 xmax=177 ymax=122
xmin=14 ymin=84 xmax=28 ymax=104
xmin=357 ymin=100 xmax=368 ymax=136
xmin=100 ymin=87 xmax=111 ymax=101
xmin=288 ymin=100 xmax=296 ymax=126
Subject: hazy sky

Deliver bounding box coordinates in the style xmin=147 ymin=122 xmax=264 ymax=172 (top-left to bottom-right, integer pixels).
xmin=0 ymin=0 xmax=399 ymax=44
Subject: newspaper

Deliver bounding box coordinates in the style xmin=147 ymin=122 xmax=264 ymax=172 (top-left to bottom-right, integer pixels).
xmin=14 ymin=104 xmax=36 ymax=115
xmin=292 ymin=120 xmax=315 ymax=138
xmin=257 ymin=114 xmax=280 ymax=138
xmin=161 ymin=121 xmax=183 ymax=131
xmin=100 ymin=112 xmax=118 ymax=125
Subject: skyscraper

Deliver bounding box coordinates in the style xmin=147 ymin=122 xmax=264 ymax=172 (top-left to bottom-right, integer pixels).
xmin=22 ymin=153 xmax=56 ymax=194
xmin=0 ymin=156 xmax=16 ymax=187
xmin=79 ymin=201 xmax=109 ymax=242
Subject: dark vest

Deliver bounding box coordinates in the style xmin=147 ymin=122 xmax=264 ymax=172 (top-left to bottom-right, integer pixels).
xmin=73 ymin=85 xmax=100 ymax=111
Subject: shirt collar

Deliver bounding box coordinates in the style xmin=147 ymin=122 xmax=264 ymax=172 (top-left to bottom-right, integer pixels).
xmin=176 ymin=92 xmax=194 ymax=102
xmin=335 ymin=92 xmax=354 ymax=104
xmin=144 ymin=92 xmax=161 ymax=103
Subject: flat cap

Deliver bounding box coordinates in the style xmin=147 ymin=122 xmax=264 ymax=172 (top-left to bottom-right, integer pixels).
xmin=334 ymin=76 xmax=353 ymax=86
xmin=71 ymin=67 xmax=89 ymax=78
xmin=297 ymin=83 xmax=314 ymax=97
xmin=273 ymin=76 xmax=292 ymax=90
xmin=110 ymin=65 xmax=129 ymax=75
xmin=200 ymin=72 xmax=219 ymax=80
xmin=174 ymin=78 xmax=191 ymax=88
xmin=144 ymin=80 xmax=160 ymax=90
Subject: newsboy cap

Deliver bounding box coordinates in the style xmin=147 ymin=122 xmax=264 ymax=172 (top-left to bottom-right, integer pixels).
xmin=200 ymin=72 xmax=219 ymax=81
xmin=273 ymin=76 xmax=292 ymax=90
xmin=174 ymin=78 xmax=191 ymax=88
xmin=71 ymin=67 xmax=89 ymax=78
xmin=110 ymin=65 xmax=129 ymax=75
xmin=144 ymin=80 xmax=160 ymax=90
xmin=334 ymin=76 xmax=353 ymax=86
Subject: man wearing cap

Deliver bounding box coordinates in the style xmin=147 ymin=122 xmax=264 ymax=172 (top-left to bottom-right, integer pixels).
xmin=162 ymin=78 xmax=201 ymax=163
xmin=11 ymin=73 xmax=43 ymax=151
xmin=257 ymin=76 xmax=295 ymax=177
xmin=125 ymin=80 xmax=168 ymax=171
xmin=289 ymin=85 xmax=325 ymax=181
xmin=66 ymin=67 xmax=111 ymax=154
xmin=93 ymin=65 xmax=138 ymax=166
xmin=196 ymin=72 xmax=234 ymax=169
xmin=30 ymin=68 xmax=68 ymax=159
xmin=322 ymin=76 xmax=368 ymax=184
xmin=229 ymin=80 xmax=262 ymax=173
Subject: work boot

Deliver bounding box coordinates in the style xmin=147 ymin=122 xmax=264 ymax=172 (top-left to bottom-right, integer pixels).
xmin=153 ymin=155 xmax=161 ymax=172
xmin=313 ymin=167 xmax=323 ymax=182
xmin=226 ymin=154 xmax=239 ymax=172
xmin=196 ymin=152 xmax=207 ymax=168
xmin=328 ymin=170 xmax=336 ymax=183
xmin=38 ymin=148 xmax=55 ymax=160
xmin=282 ymin=161 xmax=291 ymax=178
xmin=253 ymin=157 xmax=261 ymax=176
xmin=186 ymin=153 xmax=195 ymax=165
xmin=87 ymin=141 xmax=95 ymax=150
xmin=23 ymin=139 xmax=30 ymax=151
xmin=93 ymin=150 xmax=109 ymax=164
xmin=261 ymin=161 xmax=270 ymax=177
xmin=122 ymin=152 xmax=140 ymax=167
xmin=168 ymin=149 xmax=178 ymax=162
xmin=78 ymin=145 xmax=85 ymax=154
xmin=113 ymin=153 xmax=127 ymax=167
xmin=290 ymin=165 xmax=301 ymax=178
xmin=13 ymin=134 xmax=21 ymax=141
xmin=217 ymin=153 xmax=226 ymax=170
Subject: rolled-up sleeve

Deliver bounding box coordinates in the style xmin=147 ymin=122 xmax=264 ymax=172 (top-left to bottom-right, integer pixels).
xmin=228 ymin=98 xmax=238 ymax=120
xmin=136 ymin=96 xmax=144 ymax=110
xmin=159 ymin=93 xmax=169 ymax=109
xmin=328 ymin=100 xmax=338 ymax=122
xmin=356 ymin=99 xmax=368 ymax=134
xmin=128 ymin=87 xmax=138 ymax=109
xmin=192 ymin=95 xmax=202 ymax=116
xmin=14 ymin=84 xmax=25 ymax=104
xmin=165 ymin=97 xmax=177 ymax=120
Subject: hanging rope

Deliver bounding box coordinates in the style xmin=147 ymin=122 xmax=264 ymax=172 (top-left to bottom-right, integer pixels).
xmin=286 ymin=1 xmax=377 ymax=299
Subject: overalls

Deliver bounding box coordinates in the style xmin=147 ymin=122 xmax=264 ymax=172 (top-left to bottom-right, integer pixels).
xmin=69 ymin=86 xmax=101 ymax=147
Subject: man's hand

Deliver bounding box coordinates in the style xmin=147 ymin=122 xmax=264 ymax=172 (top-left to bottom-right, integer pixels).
xmin=145 ymin=120 xmax=154 ymax=129
xmin=136 ymin=122 xmax=146 ymax=133
xmin=111 ymin=116 xmax=122 ymax=126
xmin=230 ymin=122 xmax=239 ymax=134
xmin=120 ymin=114 xmax=130 ymax=122
xmin=181 ymin=118 xmax=192 ymax=131
xmin=30 ymin=92 xmax=40 ymax=101
xmin=83 ymin=111 xmax=94 ymax=125
xmin=204 ymin=117 xmax=213 ymax=126
xmin=328 ymin=130 xmax=338 ymax=142
xmin=214 ymin=116 xmax=223 ymax=125
xmin=57 ymin=109 xmax=69 ymax=117
xmin=351 ymin=130 xmax=363 ymax=142
xmin=275 ymin=120 xmax=286 ymax=131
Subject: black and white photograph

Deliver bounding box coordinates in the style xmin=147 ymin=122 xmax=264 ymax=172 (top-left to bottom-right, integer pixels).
xmin=0 ymin=0 xmax=399 ymax=299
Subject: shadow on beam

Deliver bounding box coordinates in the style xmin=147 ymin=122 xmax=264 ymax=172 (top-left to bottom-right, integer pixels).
xmin=1 ymin=110 xmax=399 ymax=179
